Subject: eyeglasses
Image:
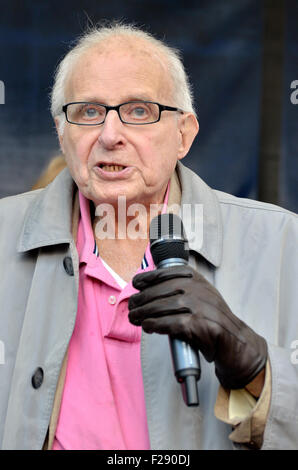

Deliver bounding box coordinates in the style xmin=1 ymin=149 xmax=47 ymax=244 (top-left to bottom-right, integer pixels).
xmin=62 ymin=101 xmax=184 ymax=126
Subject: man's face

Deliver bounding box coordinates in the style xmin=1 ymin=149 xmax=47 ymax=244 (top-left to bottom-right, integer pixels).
xmin=57 ymin=41 xmax=198 ymax=208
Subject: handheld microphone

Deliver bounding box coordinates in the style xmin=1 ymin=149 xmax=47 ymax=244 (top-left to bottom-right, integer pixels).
xmin=149 ymin=213 xmax=201 ymax=406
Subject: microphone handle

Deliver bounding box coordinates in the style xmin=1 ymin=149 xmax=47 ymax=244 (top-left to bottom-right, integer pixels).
xmin=157 ymin=258 xmax=201 ymax=407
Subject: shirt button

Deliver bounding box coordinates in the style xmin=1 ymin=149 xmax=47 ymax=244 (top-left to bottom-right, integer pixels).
xmin=108 ymin=295 xmax=117 ymax=305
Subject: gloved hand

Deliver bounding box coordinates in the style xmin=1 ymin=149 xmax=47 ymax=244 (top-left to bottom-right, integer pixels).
xmin=128 ymin=265 xmax=267 ymax=390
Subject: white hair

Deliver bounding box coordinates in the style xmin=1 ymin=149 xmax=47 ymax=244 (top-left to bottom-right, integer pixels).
xmin=50 ymin=22 xmax=196 ymax=134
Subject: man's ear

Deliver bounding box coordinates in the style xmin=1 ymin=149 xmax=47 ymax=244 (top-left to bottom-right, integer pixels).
xmin=177 ymin=113 xmax=199 ymax=160
xmin=54 ymin=117 xmax=65 ymax=154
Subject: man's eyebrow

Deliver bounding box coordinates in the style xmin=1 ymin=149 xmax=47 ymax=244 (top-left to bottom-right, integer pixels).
xmin=70 ymin=97 xmax=103 ymax=103
xmin=122 ymin=94 xmax=154 ymax=102
xmin=71 ymin=94 xmax=155 ymax=104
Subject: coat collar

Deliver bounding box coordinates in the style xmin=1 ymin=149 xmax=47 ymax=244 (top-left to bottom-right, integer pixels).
xmin=176 ymin=161 xmax=222 ymax=267
xmin=18 ymin=162 xmax=223 ymax=267
xmin=17 ymin=167 xmax=76 ymax=253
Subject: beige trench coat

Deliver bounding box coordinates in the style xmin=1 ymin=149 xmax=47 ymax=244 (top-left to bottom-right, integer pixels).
xmin=0 ymin=162 xmax=297 ymax=449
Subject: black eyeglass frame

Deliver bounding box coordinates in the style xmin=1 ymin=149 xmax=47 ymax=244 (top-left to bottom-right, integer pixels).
xmin=62 ymin=100 xmax=184 ymax=126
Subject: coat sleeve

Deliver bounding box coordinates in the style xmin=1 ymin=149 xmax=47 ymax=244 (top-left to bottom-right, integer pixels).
xmin=261 ymin=213 xmax=298 ymax=449
xmin=214 ymin=360 xmax=271 ymax=449
xmin=215 ymin=212 xmax=298 ymax=450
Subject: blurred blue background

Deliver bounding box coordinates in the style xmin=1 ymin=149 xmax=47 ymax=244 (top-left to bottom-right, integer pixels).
xmin=0 ymin=0 xmax=297 ymax=212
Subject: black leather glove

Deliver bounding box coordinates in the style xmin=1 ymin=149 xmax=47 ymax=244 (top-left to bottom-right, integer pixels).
xmin=128 ymin=265 xmax=267 ymax=390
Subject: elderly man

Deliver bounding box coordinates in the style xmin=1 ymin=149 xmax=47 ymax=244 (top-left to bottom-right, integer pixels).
xmin=0 ymin=23 xmax=297 ymax=451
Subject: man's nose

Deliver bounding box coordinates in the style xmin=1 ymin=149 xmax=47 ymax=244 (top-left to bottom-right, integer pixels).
xmin=98 ymin=110 xmax=125 ymax=149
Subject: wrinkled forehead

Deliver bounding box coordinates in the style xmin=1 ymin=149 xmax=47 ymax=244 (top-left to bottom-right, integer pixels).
xmin=65 ymin=37 xmax=174 ymax=104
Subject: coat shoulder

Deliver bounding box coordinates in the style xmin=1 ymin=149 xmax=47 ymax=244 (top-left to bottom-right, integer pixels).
xmin=0 ymin=189 xmax=44 ymax=209
xmin=214 ymin=189 xmax=297 ymax=220
xmin=0 ymin=190 xmax=45 ymax=248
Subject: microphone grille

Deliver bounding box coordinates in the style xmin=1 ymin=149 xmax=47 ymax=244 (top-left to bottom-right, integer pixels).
xmin=150 ymin=213 xmax=186 ymax=243
xmin=149 ymin=214 xmax=189 ymax=265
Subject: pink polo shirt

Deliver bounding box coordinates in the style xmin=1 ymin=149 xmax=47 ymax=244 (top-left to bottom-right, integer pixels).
xmin=52 ymin=186 xmax=169 ymax=450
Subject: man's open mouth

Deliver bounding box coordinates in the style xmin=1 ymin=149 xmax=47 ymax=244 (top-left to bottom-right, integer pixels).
xmin=98 ymin=163 xmax=126 ymax=172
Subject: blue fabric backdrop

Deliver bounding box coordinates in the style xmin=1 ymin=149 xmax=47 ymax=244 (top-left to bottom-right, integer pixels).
xmin=0 ymin=0 xmax=297 ymax=212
